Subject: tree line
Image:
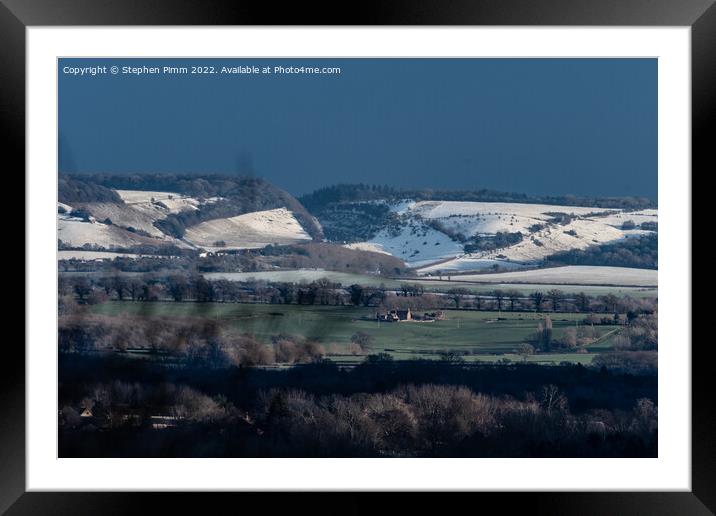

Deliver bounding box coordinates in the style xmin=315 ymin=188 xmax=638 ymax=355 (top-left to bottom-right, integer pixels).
xmin=544 ymin=234 xmax=657 ymax=269
xmin=299 ymin=183 xmax=656 ymax=214
xmin=58 ymin=355 xmax=657 ymax=458
xmin=60 ymin=273 xmax=657 ymax=318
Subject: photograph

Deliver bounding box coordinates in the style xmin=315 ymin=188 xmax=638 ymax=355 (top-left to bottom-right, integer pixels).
xmin=0 ymin=0 xmax=708 ymax=503
xmin=56 ymin=57 xmax=660 ymax=459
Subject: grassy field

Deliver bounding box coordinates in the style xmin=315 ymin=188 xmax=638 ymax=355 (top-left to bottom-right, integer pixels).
xmin=92 ymin=301 xmax=621 ymax=364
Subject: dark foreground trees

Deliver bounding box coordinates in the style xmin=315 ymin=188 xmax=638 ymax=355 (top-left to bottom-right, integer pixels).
xmin=58 ymin=355 xmax=657 ymax=458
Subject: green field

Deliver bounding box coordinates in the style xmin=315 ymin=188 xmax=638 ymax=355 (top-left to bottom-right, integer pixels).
xmin=92 ymin=301 xmax=621 ymax=364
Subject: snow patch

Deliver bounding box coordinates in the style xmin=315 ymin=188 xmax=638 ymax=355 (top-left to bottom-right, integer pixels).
xmin=183 ymin=208 xmax=312 ymax=251
xmin=450 ymin=265 xmax=657 ymax=287
xmin=348 ymin=220 xmax=463 ymax=267
xmin=58 ymin=219 xmax=155 ymax=248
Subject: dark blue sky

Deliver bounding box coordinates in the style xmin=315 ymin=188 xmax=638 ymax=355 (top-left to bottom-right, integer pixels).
xmin=59 ymin=58 xmax=657 ymax=198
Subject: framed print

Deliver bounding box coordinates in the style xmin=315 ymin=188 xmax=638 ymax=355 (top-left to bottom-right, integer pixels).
xmin=3 ymin=0 xmax=713 ymax=513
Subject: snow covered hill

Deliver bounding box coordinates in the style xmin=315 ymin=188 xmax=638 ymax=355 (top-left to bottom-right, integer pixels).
xmin=58 ymin=188 xmax=315 ymax=253
xmin=345 ymin=220 xmax=463 ymax=268
xmin=183 ymin=208 xmax=312 ymax=251
xmin=57 ymin=179 xmax=657 ymax=270
xmin=58 ymin=189 xmax=219 ymax=250
xmin=57 ymin=198 xmax=190 ymax=250
xmin=345 ymin=200 xmax=657 ymax=271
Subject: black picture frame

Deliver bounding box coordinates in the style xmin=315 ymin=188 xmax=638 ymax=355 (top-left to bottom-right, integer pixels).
xmin=3 ymin=0 xmax=711 ymax=513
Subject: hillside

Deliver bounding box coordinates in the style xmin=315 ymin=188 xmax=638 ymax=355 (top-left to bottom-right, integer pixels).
xmin=341 ymin=199 xmax=657 ymax=272
xmin=57 ymin=174 xmax=323 ymax=253
xmin=184 ymin=208 xmax=312 ymax=251
xmin=57 ymin=175 xmax=657 ymax=276
xmin=71 ymin=174 xmax=324 ymax=241
xmin=57 ymin=199 xmax=190 ymax=250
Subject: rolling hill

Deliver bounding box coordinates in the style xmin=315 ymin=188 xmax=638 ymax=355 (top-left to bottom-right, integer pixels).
xmin=57 ymin=175 xmax=657 ymax=279
xmin=57 ymin=175 xmax=322 ymax=253
xmin=183 ymin=208 xmax=312 ymax=251
xmin=342 ymin=199 xmax=657 ymax=272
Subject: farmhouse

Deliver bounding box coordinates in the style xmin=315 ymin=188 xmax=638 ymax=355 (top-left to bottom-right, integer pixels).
xmin=376 ymin=308 xmax=445 ymax=323
xmin=376 ymin=308 xmax=412 ymax=322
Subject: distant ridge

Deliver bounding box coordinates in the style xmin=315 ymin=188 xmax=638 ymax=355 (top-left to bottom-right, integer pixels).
xmin=299 ymin=183 xmax=656 ymax=213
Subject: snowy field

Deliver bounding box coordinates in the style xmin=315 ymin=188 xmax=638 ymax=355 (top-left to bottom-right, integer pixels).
xmin=596 ymin=209 xmax=658 ymax=228
xmin=115 ymin=190 xmax=181 ymax=203
xmin=184 ymin=208 xmax=312 ymax=251
xmin=446 ymin=265 xmax=657 ymax=287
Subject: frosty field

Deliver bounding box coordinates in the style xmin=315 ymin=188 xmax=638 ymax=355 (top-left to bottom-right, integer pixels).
xmin=443 ymin=265 xmax=657 ymax=287
xmin=203 ymin=266 xmax=658 ymax=297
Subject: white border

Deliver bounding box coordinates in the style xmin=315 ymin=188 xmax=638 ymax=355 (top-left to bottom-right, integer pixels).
xmin=27 ymin=27 xmax=691 ymax=491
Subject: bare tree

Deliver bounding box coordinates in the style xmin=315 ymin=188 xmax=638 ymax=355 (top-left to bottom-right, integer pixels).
xmin=530 ymin=291 xmax=545 ymax=312
xmin=540 ymin=384 xmax=568 ymax=415
xmin=97 ymin=277 xmax=113 ymax=296
xmin=73 ymin=277 xmax=92 ymax=302
xmin=448 ymin=288 xmax=469 ymax=309
xmin=517 ymin=343 xmax=534 ymax=362
xmin=575 ymin=292 xmax=590 ymax=312
xmin=526 ymin=316 xmax=553 ymax=352
xmin=506 ymin=290 xmax=521 ymax=312
xmin=351 ymin=332 xmax=373 ymax=353
xmin=547 ymin=289 xmax=564 ymax=312
xmin=600 ymin=294 xmax=619 ymax=314
xmin=493 ymin=290 xmax=505 ymax=311
xmin=127 ymin=279 xmax=142 ymax=302
xmin=474 ymin=295 xmax=482 ymax=311
xmin=112 ymin=276 xmax=127 ymax=301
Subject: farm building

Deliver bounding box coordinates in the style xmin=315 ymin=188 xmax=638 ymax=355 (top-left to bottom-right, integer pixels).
xmin=375 ymin=308 xmax=445 ymax=322
xmin=376 ymin=308 xmax=412 ymax=322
